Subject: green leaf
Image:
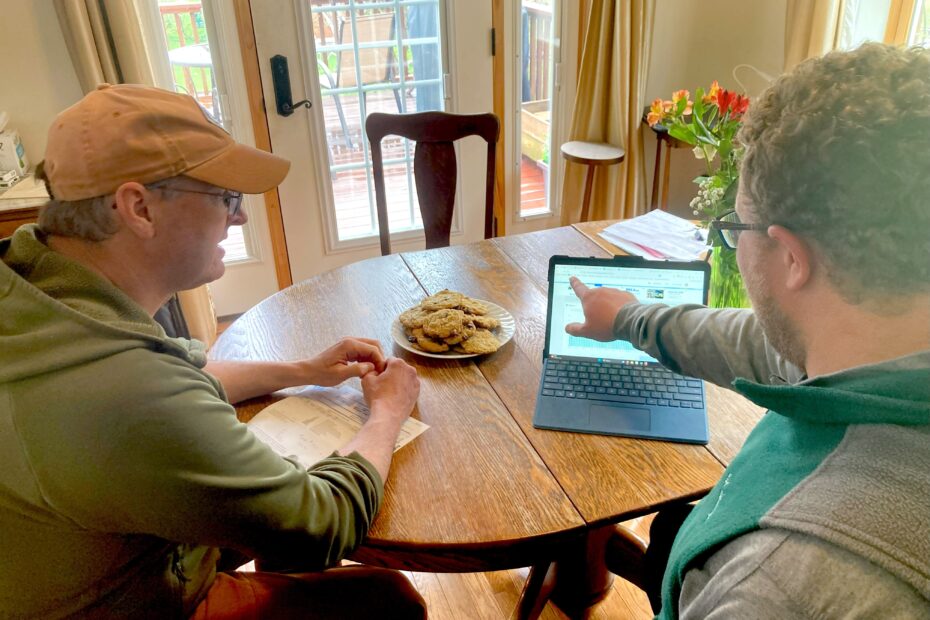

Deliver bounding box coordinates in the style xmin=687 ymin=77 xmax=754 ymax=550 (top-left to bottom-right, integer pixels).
xmin=668 ymin=124 xmax=697 ymax=145
xmin=722 ymin=176 xmax=739 ymax=206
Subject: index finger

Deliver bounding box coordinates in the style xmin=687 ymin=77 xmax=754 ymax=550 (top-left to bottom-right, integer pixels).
xmin=343 ymin=340 xmax=387 ymax=370
xmin=569 ymin=276 xmax=589 ymax=298
xmin=352 ymin=337 xmax=384 ymax=355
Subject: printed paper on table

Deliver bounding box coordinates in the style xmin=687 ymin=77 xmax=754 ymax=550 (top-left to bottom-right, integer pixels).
xmin=247 ymin=386 xmax=429 ymax=468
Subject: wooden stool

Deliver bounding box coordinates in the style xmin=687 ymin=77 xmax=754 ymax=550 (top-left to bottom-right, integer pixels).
xmin=560 ymin=141 xmax=625 ymax=222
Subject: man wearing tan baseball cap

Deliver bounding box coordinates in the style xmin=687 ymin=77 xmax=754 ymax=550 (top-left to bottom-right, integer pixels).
xmin=0 ymin=84 xmax=424 ymax=618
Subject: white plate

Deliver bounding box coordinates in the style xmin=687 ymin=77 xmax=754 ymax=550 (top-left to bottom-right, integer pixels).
xmin=391 ymin=300 xmax=516 ymax=360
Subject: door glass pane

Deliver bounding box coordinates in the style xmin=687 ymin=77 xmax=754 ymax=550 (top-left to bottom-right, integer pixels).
xmin=838 ymin=0 xmax=892 ymax=49
xmin=310 ymin=0 xmax=444 ymax=241
xmin=909 ymin=0 xmax=930 ymax=46
xmin=518 ymin=0 xmax=556 ymax=216
xmin=157 ymin=0 xmax=247 ymax=262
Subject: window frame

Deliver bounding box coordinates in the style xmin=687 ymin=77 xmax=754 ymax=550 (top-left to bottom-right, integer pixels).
xmin=295 ymin=0 xmax=459 ymax=254
xmin=137 ymin=0 xmax=266 ymax=266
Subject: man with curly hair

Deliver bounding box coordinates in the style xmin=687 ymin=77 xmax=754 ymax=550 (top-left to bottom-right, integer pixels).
xmin=569 ymin=43 xmax=930 ymax=618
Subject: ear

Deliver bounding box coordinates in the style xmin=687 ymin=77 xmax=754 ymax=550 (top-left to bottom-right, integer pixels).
xmin=767 ymin=225 xmax=812 ymax=291
xmin=112 ymin=182 xmax=157 ymax=239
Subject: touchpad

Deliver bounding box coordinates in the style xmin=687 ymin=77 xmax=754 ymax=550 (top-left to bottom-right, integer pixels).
xmin=589 ymin=404 xmax=652 ymax=432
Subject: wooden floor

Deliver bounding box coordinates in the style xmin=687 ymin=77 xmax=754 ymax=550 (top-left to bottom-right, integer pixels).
xmin=399 ymin=516 xmax=654 ymax=620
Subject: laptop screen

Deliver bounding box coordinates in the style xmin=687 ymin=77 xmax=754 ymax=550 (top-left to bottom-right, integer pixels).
xmin=547 ymin=259 xmax=708 ymax=364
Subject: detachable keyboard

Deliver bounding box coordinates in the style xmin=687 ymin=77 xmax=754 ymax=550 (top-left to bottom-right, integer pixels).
xmin=541 ymin=359 xmax=704 ymax=408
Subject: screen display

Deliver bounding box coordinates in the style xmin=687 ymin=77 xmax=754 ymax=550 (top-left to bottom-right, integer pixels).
xmin=548 ymin=262 xmax=706 ymax=363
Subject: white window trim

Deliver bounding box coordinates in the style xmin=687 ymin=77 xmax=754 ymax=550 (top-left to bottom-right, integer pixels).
xmin=507 ymin=0 xmax=578 ymax=225
xmin=293 ymin=0 xmax=463 ymax=255
xmin=135 ymin=0 xmax=266 ymax=266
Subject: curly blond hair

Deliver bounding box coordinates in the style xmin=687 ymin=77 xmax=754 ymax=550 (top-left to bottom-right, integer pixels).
xmin=738 ymin=43 xmax=930 ymax=303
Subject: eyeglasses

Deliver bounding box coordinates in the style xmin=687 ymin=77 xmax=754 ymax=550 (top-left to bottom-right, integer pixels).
xmin=153 ymin=184 xmax=244 ymax=218
xmin=710 ymin=210 xmax=768 ymax=250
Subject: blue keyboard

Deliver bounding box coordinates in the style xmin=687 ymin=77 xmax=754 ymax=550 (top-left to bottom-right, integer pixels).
xmin=541 ymin=359 xmax=704 ymax=408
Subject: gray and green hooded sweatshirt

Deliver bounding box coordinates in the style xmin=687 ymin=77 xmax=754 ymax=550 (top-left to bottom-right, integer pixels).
xmin=0 ymin=225 xmax=384 ymax=618
xmin=615 ymin=303 xmax=930 ymax=619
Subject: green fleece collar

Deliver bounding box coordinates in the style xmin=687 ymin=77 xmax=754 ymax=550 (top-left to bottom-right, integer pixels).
xmin=732 ymin=350 xmax=930 ymax=427
xmin=1 ymin=225 xmax=208 ymax=377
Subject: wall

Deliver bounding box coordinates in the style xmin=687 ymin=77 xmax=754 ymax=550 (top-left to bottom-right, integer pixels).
xmin=0 ymin=2 xmax=82 ymax=164
xmin=645 ymin=0 xmax=786 ymax=217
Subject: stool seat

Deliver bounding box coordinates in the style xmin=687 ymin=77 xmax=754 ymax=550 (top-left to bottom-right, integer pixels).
xmin=560 ymin=141 xmax=625 ymax=222
xmin=560 ymin=141 xmax=626 ymax=166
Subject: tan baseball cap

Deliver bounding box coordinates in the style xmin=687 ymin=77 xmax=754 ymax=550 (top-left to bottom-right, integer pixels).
xmin=42 ymin=83 xmax=290 ymax=201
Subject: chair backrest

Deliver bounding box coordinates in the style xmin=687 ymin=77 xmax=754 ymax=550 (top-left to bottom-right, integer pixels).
xmin=337 ymin=13 xmax=398 ymax=89
xmin=366 ymin=111 xmax=500 ymax=256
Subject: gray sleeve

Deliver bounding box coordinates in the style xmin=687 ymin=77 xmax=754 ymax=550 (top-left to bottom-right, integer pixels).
xmin=680 ymin=529 xmax=930 ymax=620
xmin=612 ymin=303 xmax=804 ymax=388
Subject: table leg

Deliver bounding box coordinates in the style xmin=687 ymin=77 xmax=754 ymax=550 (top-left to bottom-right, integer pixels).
xmin=513 ymin=562 xmax=555 ymax=620
xmin=548 ymin=524 xmax=616 ymax=616
xmin=661 ymin=141 xmax=673 ymax=211
xmin=650 ymin=135 xmax=663 ymax=211
xmin=579 ymin=164 xmax=596 ymax=222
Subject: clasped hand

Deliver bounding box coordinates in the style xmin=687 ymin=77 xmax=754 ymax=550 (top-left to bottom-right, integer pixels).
xmin=304 ymin=337 xmax=419 ymax=421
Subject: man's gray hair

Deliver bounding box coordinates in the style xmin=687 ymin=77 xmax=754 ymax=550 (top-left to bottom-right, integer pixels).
xmin=35 ymin=164 xmax=176 ymax=241
xmin=738 ymin=43 xmax=930 ymax=304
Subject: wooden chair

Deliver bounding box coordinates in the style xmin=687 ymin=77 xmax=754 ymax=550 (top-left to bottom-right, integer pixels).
xmin=366 ymin=111 xmax=500 ymax=256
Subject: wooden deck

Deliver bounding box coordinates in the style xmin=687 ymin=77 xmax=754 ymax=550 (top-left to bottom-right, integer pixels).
xmin=320 ymin=90 xmax=548 ymax=239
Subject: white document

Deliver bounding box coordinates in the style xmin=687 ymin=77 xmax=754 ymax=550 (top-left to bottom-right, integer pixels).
xmin=247 ymin=386 xmax=429 ymax=468
xmin=599 ymin=210 xmax=709 ymax=261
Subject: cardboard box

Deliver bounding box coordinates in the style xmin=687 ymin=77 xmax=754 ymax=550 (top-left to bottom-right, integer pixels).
xmin=0 ymin=130 xmax=30 ymax=176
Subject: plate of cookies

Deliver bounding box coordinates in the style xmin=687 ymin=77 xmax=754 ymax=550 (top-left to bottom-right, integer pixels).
xmin=392 ymin=289 xmax=516 ymax=359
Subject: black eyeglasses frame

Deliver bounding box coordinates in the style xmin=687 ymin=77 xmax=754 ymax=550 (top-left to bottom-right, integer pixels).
xmin=709 ymin=210 xmax=768 ymax=250
xmin=152 ymin=184 xmax=244 ymax=218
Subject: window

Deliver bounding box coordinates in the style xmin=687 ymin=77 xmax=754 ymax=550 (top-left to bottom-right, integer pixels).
xmin=143 ymin=0 xmax=254 ymax=263
xmin=839 ymin=0 xmax=930 ymax=49
xmin=514 ymin=0 xmax=562 ymax=218
xmin=310 ymin=0 xmax=446 ymax=242
xmin=909 ymin=0 xmax=930 ymax=45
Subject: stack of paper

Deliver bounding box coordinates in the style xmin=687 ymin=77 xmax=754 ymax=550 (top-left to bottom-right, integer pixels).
xmin=599 ymin=210 xmax=709 ymax=261
xmin=247 ymin=386 xmax=429 ymax=468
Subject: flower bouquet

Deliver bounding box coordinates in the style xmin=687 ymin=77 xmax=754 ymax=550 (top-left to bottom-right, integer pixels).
xmin=647 ymin=82 xmax=751 ymax=308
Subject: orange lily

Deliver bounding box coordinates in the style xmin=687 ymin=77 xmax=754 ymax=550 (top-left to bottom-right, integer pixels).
xmin=672 ymin=89 xmax=693 ymax=114
xmin=703 ymin=80 xmax=721 ymax=104
xmin=647 ymin=98 xmax=665 ymax=126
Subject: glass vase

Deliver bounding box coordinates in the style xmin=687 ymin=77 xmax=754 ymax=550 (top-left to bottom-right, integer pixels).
xmin=709 ymin=247 xmax=751 ymax=308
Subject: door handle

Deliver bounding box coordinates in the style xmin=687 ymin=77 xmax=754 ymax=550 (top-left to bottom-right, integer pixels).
xmin=270 ymin=55 xmax=312 ymax=117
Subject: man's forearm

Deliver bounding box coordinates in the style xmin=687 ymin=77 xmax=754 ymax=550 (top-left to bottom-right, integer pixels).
xmin=337 ymin=405 xmax=404 ymax=482
xmin=614 ymin=303 xmax=804 ymax=387
xmin=204 ymin=359 xmax=307 ymax=404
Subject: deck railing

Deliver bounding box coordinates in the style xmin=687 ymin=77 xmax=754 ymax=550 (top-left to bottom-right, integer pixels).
xmin=159 ymin=3 xmax=213 ymax=109
xmin=523 ymin=2 xmax=553 ymax=103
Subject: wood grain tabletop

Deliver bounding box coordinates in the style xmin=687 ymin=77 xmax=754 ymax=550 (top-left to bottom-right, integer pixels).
xmin=211 ymin=224 xmax=764 ymax=572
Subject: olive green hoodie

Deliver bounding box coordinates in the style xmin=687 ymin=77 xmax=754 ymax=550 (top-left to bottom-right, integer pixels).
xmin=0 ymin=226 xmax=383 ymax=618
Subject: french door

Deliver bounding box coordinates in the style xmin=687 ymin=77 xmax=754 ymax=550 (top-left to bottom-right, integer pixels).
xmin=250 ymin=0 xmax=494 ymax=284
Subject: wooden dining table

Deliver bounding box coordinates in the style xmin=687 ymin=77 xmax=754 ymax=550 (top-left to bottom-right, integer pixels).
xmin=210 ymin=222 xmax=765 ymax=616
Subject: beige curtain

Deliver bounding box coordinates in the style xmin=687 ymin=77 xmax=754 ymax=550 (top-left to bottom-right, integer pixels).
xmin=560 ymin=0 xmax=655 ymax=224
xmin=784 ymin=0 xmax=845 ymax=72
xmin=53 ymin=0 xmax=156 ymax=92
xmin=54 ymin=0 xmax=217 ymax=347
